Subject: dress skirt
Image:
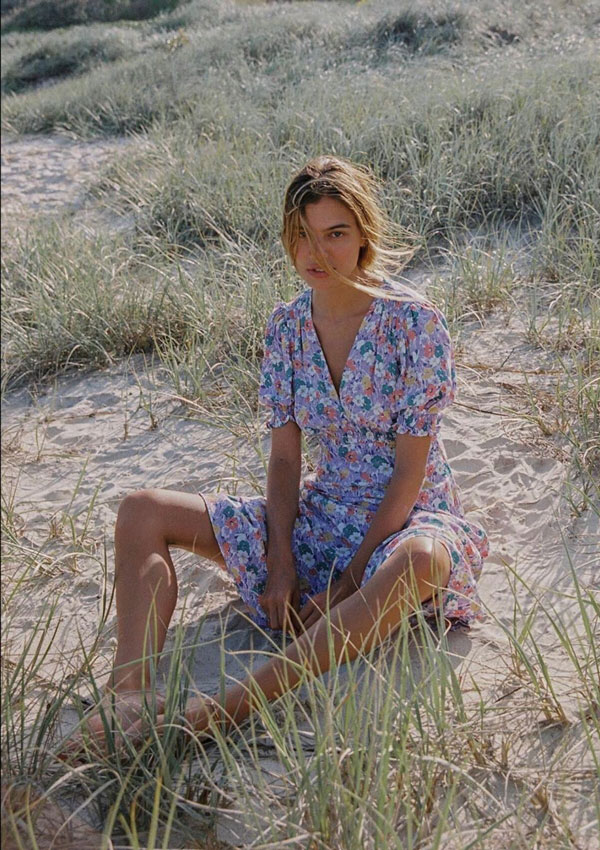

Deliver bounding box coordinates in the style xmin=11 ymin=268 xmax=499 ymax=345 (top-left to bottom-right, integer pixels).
xmin=204 ymin=486 xmax=488 ymax=631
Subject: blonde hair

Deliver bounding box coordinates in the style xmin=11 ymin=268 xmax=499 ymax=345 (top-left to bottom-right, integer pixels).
xmin=281 ymin=156 xmax=424 ymax=301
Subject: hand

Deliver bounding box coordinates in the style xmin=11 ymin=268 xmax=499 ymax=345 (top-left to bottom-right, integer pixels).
xmin=258 ymin=557 xmax=301 ymax=631
xmin=298 ymin=572 xmax=357 ymax=631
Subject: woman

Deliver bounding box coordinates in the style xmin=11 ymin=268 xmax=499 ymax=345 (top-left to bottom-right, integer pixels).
xmin=70 ymin=156 xmax=488 ymax=747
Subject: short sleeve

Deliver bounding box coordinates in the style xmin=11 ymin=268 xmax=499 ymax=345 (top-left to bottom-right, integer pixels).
xmin=258 ymin=303 xmax=295 ymax=429
xmin=394 ymin=304 xmax=456 ymax=437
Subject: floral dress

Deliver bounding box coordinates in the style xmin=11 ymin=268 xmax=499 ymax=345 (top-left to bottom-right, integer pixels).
xmin=205 ymin=285 xmax=489 ymax=629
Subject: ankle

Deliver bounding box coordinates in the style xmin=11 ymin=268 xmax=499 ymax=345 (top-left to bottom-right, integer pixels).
xmin=104 ymin=678 xmax=145 ymax=697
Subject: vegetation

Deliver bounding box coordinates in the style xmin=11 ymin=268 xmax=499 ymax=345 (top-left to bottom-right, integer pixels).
xmin=2 ymin=0 xmax=598 ymax=847
xmin=2 ymin=552 xmax=598 ymax=848
xmin=1 ymin=0 xmax=183 ymax=32
xmin=1 ymin=27 xmax=149 ymax=93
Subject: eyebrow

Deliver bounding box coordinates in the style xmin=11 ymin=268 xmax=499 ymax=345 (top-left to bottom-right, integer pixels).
xmin=299 ymin=223 xmax=351 ymax=232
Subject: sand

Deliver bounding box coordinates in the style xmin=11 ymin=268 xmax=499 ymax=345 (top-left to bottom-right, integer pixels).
xmin=1 ymin=132 xmax=136 ymax=231
xmin=2 ymin=134 xmax=598 ymax=848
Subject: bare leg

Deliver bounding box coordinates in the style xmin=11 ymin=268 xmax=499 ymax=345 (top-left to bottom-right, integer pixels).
xmin=180 ymin=538 xmax=451 ymax=732
xmin=63 ymin=490 xmax=223 ymax=753
xmin=110 ymin=489 xmax=223 ymax=692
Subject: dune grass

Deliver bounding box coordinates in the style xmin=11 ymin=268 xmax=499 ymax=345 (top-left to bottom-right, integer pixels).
xmin=2 ymin=527 xmax=598 ymax=848
xmin=1 ymin=25 xmax=153 ymax=93
xmin=2 ymin=0 xmax=599 ymax=847
xmin=1 ymin=0 xmax=183 ymax=32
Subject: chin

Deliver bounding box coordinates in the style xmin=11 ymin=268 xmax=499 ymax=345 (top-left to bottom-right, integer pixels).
xmin=301 ymin=273 xmax=331 ymax=288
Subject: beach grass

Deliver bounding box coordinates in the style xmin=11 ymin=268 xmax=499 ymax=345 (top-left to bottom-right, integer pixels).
xmin=2 ymin=534 xmax=598 ymax=848
xmin=2 ymin=0 xmax=599 ymax=847
xmin=1 ymin=0 xmax=184 ymax=33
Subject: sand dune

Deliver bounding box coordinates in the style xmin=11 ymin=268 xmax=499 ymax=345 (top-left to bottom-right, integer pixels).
xmin=2 ymin=133 xmax=597 ymax=848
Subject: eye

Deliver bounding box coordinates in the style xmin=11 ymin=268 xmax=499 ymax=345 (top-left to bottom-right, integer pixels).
xmin=330 ymin=230 xmax=345 ymax=239
xmin=298 ymin=230 xmax=307 ymax=239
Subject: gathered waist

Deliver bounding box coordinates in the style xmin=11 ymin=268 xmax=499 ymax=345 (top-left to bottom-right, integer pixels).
xmin=302 ymin=476 xmax=384 ymax=512
xmin=302 ymin=471 xmax=465 ymax=520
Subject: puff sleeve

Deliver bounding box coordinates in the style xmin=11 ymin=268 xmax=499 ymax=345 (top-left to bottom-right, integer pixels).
xmin=258 ymin=303 xmax=295 ymax=429
xmin=393 ymin=303 xmax=456 ymax=437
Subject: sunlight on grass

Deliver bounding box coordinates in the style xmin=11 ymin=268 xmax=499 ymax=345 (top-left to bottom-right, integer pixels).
xmin=2 ymin=1 xmax=599 ymax=847
xmin=2 ymin=549 xmax=598 ymax=848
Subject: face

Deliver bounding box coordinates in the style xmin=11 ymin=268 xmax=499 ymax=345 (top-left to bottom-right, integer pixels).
xmin=293 ymin=196 xmax=366 ymax=290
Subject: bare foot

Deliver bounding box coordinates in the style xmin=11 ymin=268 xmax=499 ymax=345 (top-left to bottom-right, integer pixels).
xmin=125 ymin=694 xmax=218 ymax=746
xmin=59 ymin=690 xmax=166 ymax=760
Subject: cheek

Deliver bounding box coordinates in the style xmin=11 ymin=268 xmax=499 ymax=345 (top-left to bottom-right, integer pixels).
xmin=337 ymin=240 xmax=362 ymax=264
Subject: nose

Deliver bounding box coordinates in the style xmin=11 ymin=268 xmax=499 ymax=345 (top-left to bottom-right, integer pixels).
xmin=308 ymin=238 xmax=327 ymax=263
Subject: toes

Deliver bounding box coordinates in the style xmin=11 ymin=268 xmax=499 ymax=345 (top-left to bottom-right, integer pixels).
xmin=58 ymin=691 xmax=166 ymax=761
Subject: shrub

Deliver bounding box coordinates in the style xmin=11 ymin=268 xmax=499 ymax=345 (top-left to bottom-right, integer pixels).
xmin=2 ymin=32 xmax=133 ymax=92
xmin=371 ymin=10 xmax=465 ymax=53
xmin=1 ymin=0 xmax=182 ymax=32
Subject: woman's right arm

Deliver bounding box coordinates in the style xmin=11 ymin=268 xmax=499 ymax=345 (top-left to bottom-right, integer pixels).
xmin=258 ymin=420 xmax=302 ymax=630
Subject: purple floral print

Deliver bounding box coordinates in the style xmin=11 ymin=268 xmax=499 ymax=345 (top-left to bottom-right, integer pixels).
xmin=206 ymin=285 xmax=489 ymax=629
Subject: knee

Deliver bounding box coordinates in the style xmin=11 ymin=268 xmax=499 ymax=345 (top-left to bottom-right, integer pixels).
xmin=402 ymin=540 xmax=450 ymax=590
xmin=115 ymin=489 xmax=163 ymax=536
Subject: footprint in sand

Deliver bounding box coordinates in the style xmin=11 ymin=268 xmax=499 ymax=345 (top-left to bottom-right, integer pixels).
xmin=1 ymin=132 xmax=134 ymax=226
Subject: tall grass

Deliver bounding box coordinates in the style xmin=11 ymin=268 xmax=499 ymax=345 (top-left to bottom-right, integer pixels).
xmin=1 ymin=25 xmax=151 ymax=93
xmin=2 ymin=542 xmax=599 ymax=848
xmin=3 ymin=0 xmax=598 ymax=137
xmin=2 ymin=1 xmax=599 ymax=846
xmin=3 ymin=37 xmax=598 ymax=488
xmin=1 ymin=0 xmax=183 ymax=32
xmin=3 ymin=45 xmax=598 ymax=369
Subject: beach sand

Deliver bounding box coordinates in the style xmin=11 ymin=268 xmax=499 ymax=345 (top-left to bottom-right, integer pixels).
xmin=2 ymin=134 xmax=598 ymax=849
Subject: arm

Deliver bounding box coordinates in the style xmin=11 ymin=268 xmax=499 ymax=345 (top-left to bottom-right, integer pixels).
xmin=299 ymin=432 xmax=431 ymax=628
xmin=258 ymin=420 xmax=303 ymax=630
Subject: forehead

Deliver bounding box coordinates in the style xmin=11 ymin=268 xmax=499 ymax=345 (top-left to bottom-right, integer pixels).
xmin=302 ymin=196 xmax=358 ymax=231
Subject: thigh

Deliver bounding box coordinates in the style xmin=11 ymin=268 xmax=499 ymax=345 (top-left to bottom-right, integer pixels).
xmin=119 ymin=489 xmax=223 ymax=563
xmin=321 ymin=537 xmax=450 ymax=644
xmin=362 ymin=513 xmax=486 ymax=625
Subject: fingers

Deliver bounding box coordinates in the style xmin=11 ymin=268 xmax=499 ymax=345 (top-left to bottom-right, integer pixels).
xmin=285 ymin=599 xmax=307 ymax=634
xmin=298 ymin=594 xmax=324 ymax=626
xmin=258 ymin=589 xmax=301 ymax=631
xmin=276 ymin=600 xmax=300 ymax=632
xmin=258 ymin=593 xmax=275 ymax=630
xmin=257 ymin=596 xmax=284 ymax=631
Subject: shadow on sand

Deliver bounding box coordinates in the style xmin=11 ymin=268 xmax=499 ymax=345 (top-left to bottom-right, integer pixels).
xmin=159 ymin=599 xmax=474 ymax=714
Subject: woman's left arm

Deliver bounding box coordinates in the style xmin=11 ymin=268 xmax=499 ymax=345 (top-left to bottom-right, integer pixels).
xmin=298 ymin=432 xmax=431 ymax=628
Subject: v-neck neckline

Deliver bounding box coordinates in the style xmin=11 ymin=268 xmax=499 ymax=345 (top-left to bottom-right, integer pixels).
xmin=307 ymin=289 xmax=379 ymax=403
